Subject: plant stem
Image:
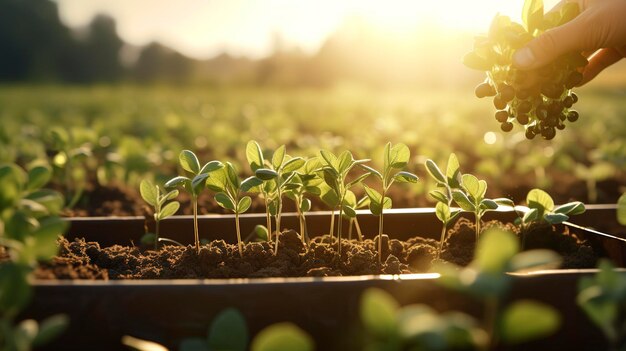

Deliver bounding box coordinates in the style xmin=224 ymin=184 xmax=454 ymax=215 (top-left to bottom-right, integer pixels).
xmin=437 ymin=223 xmax=446 ymax=259
xmin=193 ymin=196 xmax=199 ymax=254
xmin=236 ymin=211 xmax=243 ymax=257
xmin=475 ymin=214 xmax=481 ymax=244
xmin=265 ymin=197 xmax=272 ymax=242
xmin=155 ymin=219 xmax=160 ymax=251
xmin=329 ymin=209 xmax=335 ymax=239
xmin=338 ymin=200 xmax=344 ymax=256
xmin=274 ymin=191 xmax=282 ymax=256
xmin=378 ymin=188 xmax=386 ymax=264
xmin=355 ymin=218 xmax=364 ymax=242
xmin=348 ymin=218 xmax=354 ymax=240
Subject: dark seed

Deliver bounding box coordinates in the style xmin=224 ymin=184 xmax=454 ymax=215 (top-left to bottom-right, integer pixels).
xmin=493 ymin=94 xmax=508 ymax=110
xmin=475 ymin=82 xmax=496 ymax=98
xmin=516 ymin=113 xmax=529 ymax=125
xmin=495 ymin=110 xmax=509 ymax=123
xmin=525 ymin=128 xmax=536 ymax=140
xmin=567 ymin=110 xmax=579 ymax=122
xmin=541 ymin=127 xmax=556 ymax=140
xmin=571 ymin=92 xmax=579 ymax=103
xmin=563 ymin=96 xmax=574 ymax=108
xmin=556 ymin=123 xmax=566 ymax=130
xmin=500 ymin=121 xmax=514 ymax=132
xmin=499 ymin=84 xmax=516 ymax=102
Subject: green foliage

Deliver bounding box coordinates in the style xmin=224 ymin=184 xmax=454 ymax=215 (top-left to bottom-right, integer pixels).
xmin=207 ymin=308 xmax=249 ymax=351
xmin=578 ymin=260 xmax=626 ymax=348
xmin=524 ymin=188 xmax=585 ymax=225
xmin=251 ymin=323 xmax=314 ymax=351
xmin=0 ymin=162 xmax=68 ymax=350
xmin=499 ymin=300 xmax=560 ymax=344
xmin=139 ymin=179 xmax=180 ymax=250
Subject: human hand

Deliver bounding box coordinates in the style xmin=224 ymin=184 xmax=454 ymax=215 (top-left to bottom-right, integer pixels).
xmin=513 ymin=0 xmax=626 ymax=85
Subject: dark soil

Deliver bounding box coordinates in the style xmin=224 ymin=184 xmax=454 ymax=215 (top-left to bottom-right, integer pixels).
xmin=34 ymin=218 xmax=598 ymax=280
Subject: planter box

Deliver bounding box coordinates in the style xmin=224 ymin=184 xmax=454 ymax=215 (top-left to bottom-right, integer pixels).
xmin=24 ymin=205 xmax=626 ymax=351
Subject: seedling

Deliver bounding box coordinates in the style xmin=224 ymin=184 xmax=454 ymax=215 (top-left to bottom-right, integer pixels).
xmin=318 ymin=149 xmax=370 ymax=256
xmin=47 ymin=127 xmax=91 ymax=208
xmin=284 ymin=157 xmax=323 ymax=245
xmin=245 ymin=141 xmax=275 ymax=241
xmin=139 ymin=179 xmax=180 ymax=250
xmin=165 ymin=150 xmax=223 ymax=254
xmin=361 ymin=143 xmax=418 ymax=263
xmin=451 ymin=172 xmax=499 ymax=243
xmin=206 ymin=162 xmax=262 ymax=256
xmin=0 ymin=162 xmax=68 ymax=350
xmin=253 ymin=145 xmax=304 ymax=255
xmin=577 ymin=259 xmax=626 ymax=351
xmin=425 ymin=154 xmax=463 ymax=258
xmin=436 ymin=228 xmax=562 ymax=349
xmin=344 ymin=193 xmax=368 ymax=241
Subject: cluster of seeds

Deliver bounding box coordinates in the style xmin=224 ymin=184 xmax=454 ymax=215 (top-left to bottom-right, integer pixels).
xmin=464 ymin=1 xmax=587 ymax=140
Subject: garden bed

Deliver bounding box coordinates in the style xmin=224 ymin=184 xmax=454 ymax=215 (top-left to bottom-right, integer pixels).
xmin=22 ymin=205 xmax=626 ymax=350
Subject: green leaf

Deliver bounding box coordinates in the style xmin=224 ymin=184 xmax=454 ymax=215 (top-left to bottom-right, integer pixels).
xmin=393 ymin=171 xmax=418 ymax=183
xmin=282 ymin=157 xmax=305 ymax=174
xmin=207 ymin=308 xmax=248 ymax=351
xmin=522 ymin=0 xmax=544 ymax=32
xmin=554 ymin=202 xmax=585 ymax=216
xmin=300 ymin=198 xmax=311 ymax=213
xmin=255 ymin=168 xmax=279 ymax=180
xmin=500 ymin=300 xmax=560 ymax=344
xmin=165 ymin=176 xmax=189 ymax=189
xmin=319 ymin=150 xmax=338 ymax=171
xmin=25 ymin=189 xmax=64 ymax=215
xmin=179 ymin=150 xmax=201 ymax=174
xmin=446 ymin=154 xmax=461 ymax=188
xmin=322 ymin=167 xmax=340 ymax=191
xmin=618 ymin=194 xmax=626 ymax=226
xmin=225 ymin=162 xmax=240 ymax=190
xmin=474 ymin=229 xmax=519 ymax=273
xmin=162 ymin=189 xmax=179 ymax=202
xmin=215 ymin=192 xmax=235 ymax=211
xmin=359 ymin=164 xmax=383 ymax=180
xmin=383 ymin=142 xmax=392 ymax=170
xmin=461 ymin=174 xmax=482 ymax=200
xmin=158 ymin=202 xmax=180 ymax=220
xmin=435 ymin=202 xmax=451 ymax=224
xmin=346 ymin=172 xmax=370 ymax=189
xmin=0 ymin=263 xmax=32 ymax=313
xmin=425 ymin=159 xmax=446 ymax=184
xmin=429 ymin=190 xmax=449 ymax=204
xmin=388 ymin=143 xmax=410 ymax=169
xmin=237 ymin=196 xmax=252 ymax=214
xmin=27 ymin=165 xmax=51 ymax=191
xmin=241 ymin=176 xmax=263 ymax=192
xmin=199 ymin=160 xmax=224 ymax=174
xmin=251 ymin=323 xmax=313 ymax=351
xmin=510 ymin=249 xmax=561 ymax=272
xmin=382 ymin=196 xmax=392 ymax=210
xmin=360 ymin=288 xmax=399 ymax=337
xmin=319 ymin=184 xmax=340 ymax=208
xmin=342 ymin=204 xmax=357 ymax=218
xmin=140 ymin=180 xmax=158 ymax=206
xmin=121 ymin=335 xmax=169 ymax=351
xmin=246 ymin=140 xmax=265 ymax=172
xmin=494 ymin=197 xmax=515 ymax=208
xmin=337 ymin=151 xmax=354 ymax=173
xmin=363 ymin=184 xmax=382 ymax=204
xmin=527 ymin=188 xmax=554 ymax=213
xmin=206 ymin=168 xmax=228 ymax=192
xmin=544 ymin=213 xmax=569 ymax=224
xmin=33 ymin=314 xmax=69 ymax=347
xmin=480 ymin=199 xmax=498 ymax=210
xmin=32 ymin=217 xmax=67 ymax=260
xmin=452 ymin=190 xmax=475 ymax=211
xmin=523 ymin=208 xmax=539 ymax=223
xmin=272 ymin=145 xmax=286 ymax=169
xmin=191 ymin=173 xmax=209 ymax=194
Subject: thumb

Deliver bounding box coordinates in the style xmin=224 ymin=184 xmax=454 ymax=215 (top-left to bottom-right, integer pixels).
xmin=513 ymin=19 xmax=586 ymax=70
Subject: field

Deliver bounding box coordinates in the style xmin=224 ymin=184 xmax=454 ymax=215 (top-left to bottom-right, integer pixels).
xmin=1 ymin=84 xmax=624 ymax=212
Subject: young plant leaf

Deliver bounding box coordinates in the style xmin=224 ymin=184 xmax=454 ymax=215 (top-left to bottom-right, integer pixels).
xmin=26 ymin=165 xmax=51 ymax=191
xmin=255 ymin=168 xmax=279 ymax=181
xmin=446 ymin=153 xmax=461 ymax=188
xmin=500 ymin=300 xmax=560 ymax=344
xmin=461 ymin=174 xmax=481 ymax=200
xmin=207 ymin=308 xmax=248 ymax=351
xmin=388 ymin=143 xmax=410 ymax=168
xmin=199 ymin=160 xmax=224 ymax=175
xmin=215 ymin=192 xmax=235 ymax=211
xmin=359 ymin=164 xmax=383 ymax=180
xmin=544 ymin=213 xmax=569 ymax=224
xmin=140 ymin=180 xmax=158 ymax=206
xmin=342 ymin=204 xmax=357 ymax=218
xmin=319 ymin=150 xmax=338 ymax=171
xmin=474 ymin=229 xmax=519 ymax=273
xmin=363 ymin=184 xmax=382 ymax=203
xmin=452 ymin=190 xmax=475 ymax=211
xmin=271 ymin=145 xmax=286 ymax=169
xmin=510 ymin=249 xmax=562 ymax=272
xmin=435 ymin=202 xmax=451 ymax=224
xmin=158 ymin=202 xmax=180 ymax=220
xmin=300 ymin=198 xmax=311 ymax=213
xmin=523 ymin=208 xmax=539 ymax=223
xmin=32 ymin=314 xmax=69 ymax=347
xmin=246 ymin=140 xmax=264 ymax=172
xmin=241 ymin=176 xmax=263 ymax=192
xmin=360 ymin=288 xmax=399 ymax=337
xmin=251 ymin=323 xmax=313 ymax=351
xmin=554 ymin=202 xmax=585 ymax=216
xmin=480 ymin=199 xmax=498 ymax=210
xmin=179 ymin=150 xmax=201 ymax=174
xmin=347 ymin=172 xmax=370 ymax=189
xmin=165 ymin=176 xmax=189 ymax=189
xmin=425 ymin=159 xmax=446 ymax=184
xmin=282 ymin=157 xmax=305 ymax=174
xmin=429 ymin=190 xmax=449 ymax=204
xmin=163 ymin=189 xmax=179 ymax=201
xmin=191 ymin=173 xmax=210 ymax=193
xmin=393 ymin=171 xmax=418 ymax=183
xmin=527 ymin=188 xmax=554 ymax=214
xmin=237 ymin=196 xmax=252 ymax=213
xmin=337 ymin=151 xmax=354 ymax=173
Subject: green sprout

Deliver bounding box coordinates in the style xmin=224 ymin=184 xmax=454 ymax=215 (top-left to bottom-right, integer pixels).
xmin=318 ymin=149 xmax=370 ymax=256
xmin=451 ymin=173 xmax=499 ymax=243
xmin=139 ymin=179 xmax=180 ymax=251
xmin=361 ymin=143 xmax=418 ymax=263
xmin=284 ymin=157 xmax=323 ymax=246
xmin=206 ymin=162 xmax=262 ymax=257
xmin=165 ymin=150 xmax=223 ymax=254
xmin=577 ymin=259 xmax=626 ymax=351
xmin=436 ymin=228 xmax=562 ymax=349
xmin=424 ymin=154 xmax=463 ymax=259
xmin=253 ymin=145 xmax=304 ymax=255
xmin=344 ymin=193 xmax=369 ymax=242
xmin=245 ymin=140 xmax=275 ymax=241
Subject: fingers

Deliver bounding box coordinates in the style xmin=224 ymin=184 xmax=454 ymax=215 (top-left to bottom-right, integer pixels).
xmin=513 ymin=17 xmax=586 ymax=70
xmin=579 ymin=47 xmax=626 ymax=85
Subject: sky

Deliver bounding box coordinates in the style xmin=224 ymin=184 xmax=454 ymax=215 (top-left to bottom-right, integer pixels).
xmin=56 ymin=0 xmax=560 ymax=59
